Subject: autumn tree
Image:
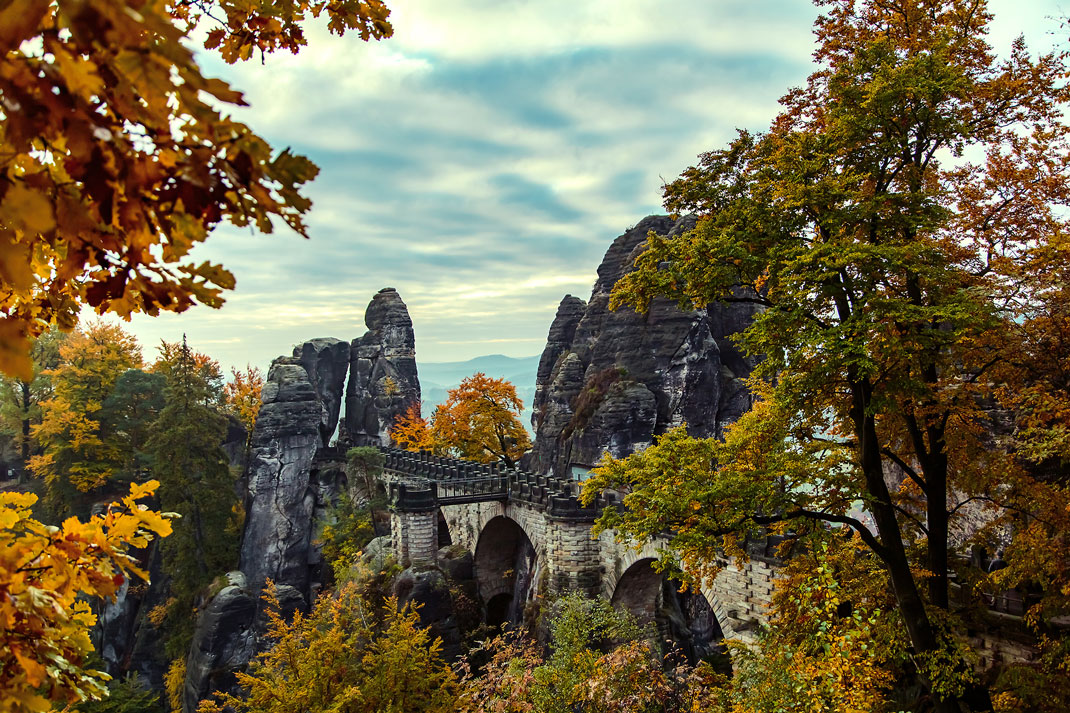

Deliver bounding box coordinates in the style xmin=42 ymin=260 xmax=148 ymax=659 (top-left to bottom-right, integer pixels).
xmin=0 ymin=0 xmax=393 ymax=379
xmin=152 ymin=338 xmax=224 ymax=407
xmin=147 ymin=338 xmax=239 ymax=657
xmin=29 ymin=321 xmax=143 ymax=511
xmin=391 ymin=374 xmax=531 ymax=467
xmin=223 ymin=365 xmax=264 ymax=462
xmin=0 ymin=481 xmax=172 ymax=713
xmin=584 ymin=1 xmax=1070 ymax=710
xmin=0 ymin=327 xmax=63 ymax=475
xmin=390 ymin=402 xmax=435 ymax=452
xmin=198 ymin=583 xmax=459 ymax=713
xmin=436 ymin=374 xmax=531 ymax=466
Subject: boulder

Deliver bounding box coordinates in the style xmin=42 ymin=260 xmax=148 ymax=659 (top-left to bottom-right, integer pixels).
xmin=361 ymin=535 xmax=395 ymax=571
xmin=394 ymin=566 xmax=463 ymax=659
xmin=437 ymin=545 xmax=474 ymax=582
xmin=183 ymin=572 xmax=256 ymax=713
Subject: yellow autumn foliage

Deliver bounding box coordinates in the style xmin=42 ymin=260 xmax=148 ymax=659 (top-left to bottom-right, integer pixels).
xmin=0 ymin=481 xmax=172 ymax=713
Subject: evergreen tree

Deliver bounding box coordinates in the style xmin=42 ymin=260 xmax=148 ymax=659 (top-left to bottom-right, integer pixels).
xmin=148 ymin=338 xmax=239 ymax=657
xmin=98 ymin=369 xmax=166 ymax=485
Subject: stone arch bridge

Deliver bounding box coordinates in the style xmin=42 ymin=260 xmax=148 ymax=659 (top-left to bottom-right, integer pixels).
xmin=377 ymin=447 xmax=1037 ymax=668
xmin=381 ymin=447 xmax=779 ymax=647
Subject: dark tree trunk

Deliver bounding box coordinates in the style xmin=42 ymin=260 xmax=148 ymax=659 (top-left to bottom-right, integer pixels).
xmin=853 ymin=380 xmax=980 ymax=713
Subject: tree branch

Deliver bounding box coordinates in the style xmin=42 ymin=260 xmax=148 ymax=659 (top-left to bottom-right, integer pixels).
xmin=880 ymin=447 xmax=927 ymax=490
xmin=745 ymin=509 xmax=889 ymax=562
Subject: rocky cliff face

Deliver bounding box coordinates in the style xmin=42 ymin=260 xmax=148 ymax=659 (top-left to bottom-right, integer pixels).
xmin=294 ymin=338 xmax=351 ymax=446
xmin=185 ymin=291 xmax=421 ymax=712
xmin=527 ymin=215 xmax=759 ymax=476
xmin=345 ymin=287 xmax=421 ymax=445
xmin=186 ymin=351 xmax=346 ymax=713
xmin=239 ymin=357 xmax=327 ymax=597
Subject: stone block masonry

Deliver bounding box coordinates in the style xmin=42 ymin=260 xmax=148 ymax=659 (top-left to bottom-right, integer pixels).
xmin=391 ymin=509 xmax=438 ymax=566
xmin=384 ymin=447 xmax=1040 ymax=666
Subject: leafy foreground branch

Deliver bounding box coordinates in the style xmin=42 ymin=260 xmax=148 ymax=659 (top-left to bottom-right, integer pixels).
xmin=0 ymin=481 xmax=172 ymax=713
xmin=0 ymin=0 xmax=393 ymax=379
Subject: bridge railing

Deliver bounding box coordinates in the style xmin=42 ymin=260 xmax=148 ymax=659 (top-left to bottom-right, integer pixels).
xmin=377 ymin=445 xmax=610 ymax=516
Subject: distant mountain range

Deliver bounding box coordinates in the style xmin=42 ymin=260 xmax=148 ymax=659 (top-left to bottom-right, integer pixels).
xmin=417 ymin=354 xmax=540 ymax=433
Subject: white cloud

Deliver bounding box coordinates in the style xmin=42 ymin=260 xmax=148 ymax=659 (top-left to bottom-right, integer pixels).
xmin=121 ymin=0 xmax=1069 ymax=375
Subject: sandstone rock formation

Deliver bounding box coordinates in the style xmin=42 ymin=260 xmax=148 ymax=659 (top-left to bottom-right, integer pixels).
xmin=293 ymin=337 xmax=351 ymax=446
xmin=182 ymin=572 xmax=257 ymax=713
xmin=527 ymin=215 xmax=759 ymax=477
xmin=239 ymin=357 xmax=326 ymax=597
xmin=344 ymin=287 xmax=421 ymax=446
xmin=187 ymin=335 xmax=357 ymax=712
xmin=147 ymin=290 xmax=428 ymax=712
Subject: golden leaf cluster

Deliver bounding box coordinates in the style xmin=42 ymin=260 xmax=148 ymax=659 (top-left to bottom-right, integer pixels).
xmin=0 ymin=481 xmax=172 ymax=713
xmin=390 ymin=373 xmax=532 ymax=467
xmin=0 ymin=0 xmax=393 ymax=380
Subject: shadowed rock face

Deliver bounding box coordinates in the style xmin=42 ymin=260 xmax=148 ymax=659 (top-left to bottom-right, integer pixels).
xmin=532 ymin=294 xmax=587 ymax=430
xmin=239 ymin=357 xmax=323 ymax=598
xmin=293 ymin=338 xmax=351 ymax=447
xmin=182 ymin=572 xmax=256 ymax=713
xmin=345 ymin=287 xmax=421 ymax=446
xmin=183 ymin=292 xmax=422 ymax=712
xmin=191 ymin=341 xmax=350 ymax=712
xmin=527 ymin=215 xmax=759 ymax=477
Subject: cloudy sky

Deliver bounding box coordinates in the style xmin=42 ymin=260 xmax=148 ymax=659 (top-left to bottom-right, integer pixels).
xmin=121 ymin=0 xmax=1068 ymax=373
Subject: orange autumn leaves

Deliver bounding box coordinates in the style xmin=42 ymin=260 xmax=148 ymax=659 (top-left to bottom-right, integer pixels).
xmin=0 ymin=0 xmax=393 ymax=380
xmin=390 ymin=373 xmax=531 ymax=467
xmin=223 ymin=366 xmax=264 ymax=439
xmin=0 ymin=481 xmax=172 ymax=713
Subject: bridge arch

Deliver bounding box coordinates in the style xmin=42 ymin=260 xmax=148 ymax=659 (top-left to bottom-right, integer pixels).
xmin=607 ymin=549 xmax=736 ymax=663
xmin=473 ymin=515 xmax=540 ymax=627
xmin=436 ymin=509 xmax=453 ymax=548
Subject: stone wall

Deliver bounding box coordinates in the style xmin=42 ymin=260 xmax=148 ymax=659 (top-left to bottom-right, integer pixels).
xmin=968 ymin=612 xmax=1039 ymax=668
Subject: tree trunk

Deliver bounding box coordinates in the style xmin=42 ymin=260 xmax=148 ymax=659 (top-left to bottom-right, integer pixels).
xmin=853 ymin=381 xmax=983 ymax=713
xmin=926 ymin=446 xmax=950 ymax=611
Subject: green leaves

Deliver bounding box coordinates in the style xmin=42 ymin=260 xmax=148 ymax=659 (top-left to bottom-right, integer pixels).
xmin=599 ymin=3 xmax=1070 ymax=709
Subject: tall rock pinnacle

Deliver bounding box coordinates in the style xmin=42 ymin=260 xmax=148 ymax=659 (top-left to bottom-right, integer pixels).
xmin=344 ymin=287 xmax=421 ymax=446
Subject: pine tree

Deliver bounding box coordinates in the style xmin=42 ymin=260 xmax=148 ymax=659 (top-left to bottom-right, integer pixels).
xmin=147 ymin=337 xmax=238 ymax=656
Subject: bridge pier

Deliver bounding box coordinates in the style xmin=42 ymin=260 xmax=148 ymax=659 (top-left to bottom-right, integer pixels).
xmin=389 ymin=483 xmax=439 ymax=566
xmin=546 ymin=516 xmax=602 ymax=596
